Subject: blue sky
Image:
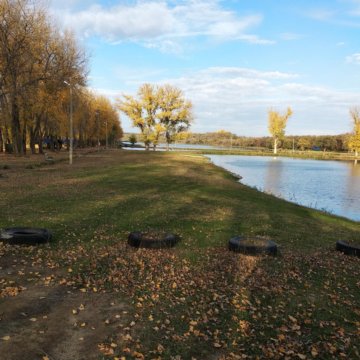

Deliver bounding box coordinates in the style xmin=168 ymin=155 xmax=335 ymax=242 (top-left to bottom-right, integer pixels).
xmin=51 ymin=0 xmax=360 ymax=136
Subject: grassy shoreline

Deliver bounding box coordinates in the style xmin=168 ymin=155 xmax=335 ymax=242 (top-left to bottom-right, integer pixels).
xmin=0 ymin=150 xmax=359 ymax=359
xmin=183 ymin=148 xmax=358 ymax=162
xmin=126 ymin=144 xmax=359 ymax=162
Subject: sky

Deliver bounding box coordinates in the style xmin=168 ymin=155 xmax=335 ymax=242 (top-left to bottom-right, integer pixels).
xmin=50 ymin=0 xmax=360 ymax=136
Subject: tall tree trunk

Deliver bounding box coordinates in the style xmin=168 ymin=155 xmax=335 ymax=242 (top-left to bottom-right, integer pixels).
xmin=4 ymin=126 xmax=10 ymax=147
xmin=11 ymin=99 xmax=23 ymax=155
xmin=50 ymin=135 xmax=55 ymax=151
xmin=78 ymin=129 xmax=83 ymax=148
xmin=0 ymin=127 xmax=3 ymax=152
xmin=34 ymin=115 xmax=43 ymax=154
xmin=22 ymin=118 xmax=27 ymax=155
xmin=166 ymin=131 xmax=170 ymax=151
xmin=78 ymin=121 xmax=85 ymax=148
xmin=273 ymin=138 xmax=278 ymax=154
xmin=29 ymin=125 xmax=36 ymax=154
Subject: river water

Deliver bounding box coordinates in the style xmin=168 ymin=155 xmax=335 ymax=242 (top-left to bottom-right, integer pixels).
xmin=208 ymin=155 xmax=360 ymax=222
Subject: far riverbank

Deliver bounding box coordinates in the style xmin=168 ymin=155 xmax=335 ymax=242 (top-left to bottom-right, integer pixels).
xmin=126 ymin=142 xmax=359 ymax=162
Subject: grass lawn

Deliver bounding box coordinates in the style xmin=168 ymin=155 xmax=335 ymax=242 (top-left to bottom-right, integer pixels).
xmin=0 ymin=149 xmax=359 ymax=360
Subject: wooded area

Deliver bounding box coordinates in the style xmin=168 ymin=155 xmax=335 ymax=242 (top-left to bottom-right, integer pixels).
xmin=0 ymin=0 xmax=122 ymax=155
xmin=178 ymin=130 xmax=352 ymax=152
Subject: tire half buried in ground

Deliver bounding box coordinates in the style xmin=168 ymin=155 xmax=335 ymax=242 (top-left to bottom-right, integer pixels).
xmin=0 ymin=227 xmax=52 ymax=245
xmin=336 ymin=240 xmax=360 ymax=257
xmin=229 ymin=236 xmax=277 ymax=255
xmin=128 ymin=231 xmax=180 ymax=249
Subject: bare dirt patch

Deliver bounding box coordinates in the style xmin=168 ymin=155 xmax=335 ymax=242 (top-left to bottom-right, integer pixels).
xmin=0 ymin=244 xmax=129 ymax=360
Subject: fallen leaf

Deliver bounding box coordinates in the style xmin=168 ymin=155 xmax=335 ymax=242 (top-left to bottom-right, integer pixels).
xmin=311 ymin=347 xmax=319 ymax=357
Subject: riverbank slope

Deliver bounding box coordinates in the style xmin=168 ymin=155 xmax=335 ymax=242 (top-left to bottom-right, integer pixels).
xmin=0 ymin=150 xmax=359 ymax=359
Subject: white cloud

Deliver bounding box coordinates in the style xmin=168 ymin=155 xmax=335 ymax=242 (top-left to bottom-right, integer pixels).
xmin=303 ymin=3 xmax=360 ymax=27
xmin=103 ymin=67 xmax=359 ymax=136
xmin=144 ymin=40 xmax=184 ymax=55
xmin=92 ymin=87 xmax=122 ymax=98
xmin=346 ymin=53 xmax=360 ymax=64
xmin=204 ymin=67 xmax=298 ymax=80
xmin=306 ymin=8 xmax=336 ymax=21
xmin=95 ymin=66 xmax=359 ymax=135
xmin=52 ymin=0 xmax=273 ymax=50
xmin=61 ymin=2 xmax=176 ymax=40
xmin=153 ymin=67 xmax=359 ymax=135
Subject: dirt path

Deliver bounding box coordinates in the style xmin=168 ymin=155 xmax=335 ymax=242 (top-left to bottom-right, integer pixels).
xmin=0 ymin=248 xmax=129 ymax=360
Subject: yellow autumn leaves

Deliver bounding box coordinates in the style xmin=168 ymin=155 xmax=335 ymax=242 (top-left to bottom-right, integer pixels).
xmin=268 ymin=107 xmax=293 ymax=154
xmin=118 ymin=84 xmax=193 ymax=151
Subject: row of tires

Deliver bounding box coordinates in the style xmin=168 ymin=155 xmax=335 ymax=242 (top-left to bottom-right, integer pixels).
xmin=0 ymin=227 xmax=359 ymax=257
xmin=0 ymin=228 xmax=51 ymax=245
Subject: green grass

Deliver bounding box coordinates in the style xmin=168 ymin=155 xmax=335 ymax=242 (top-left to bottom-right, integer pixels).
xmin=2 ymin=150 xmax=358 ymax=250
xmin=191 ymin=148 xmax=359 ymax=162
xmin=0 ymin=150 xmax=359 ymax=359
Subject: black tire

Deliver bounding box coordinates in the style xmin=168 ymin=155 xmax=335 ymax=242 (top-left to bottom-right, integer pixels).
xmin=128 ymin=231 xmax=180 ymax=249
xmin=0 ymin=227 xmax=52 ymax=245
xmin=229 ymin=236 xmax=277 ymax=255
xmin=336 ymin=240 xmax=360 ymax=257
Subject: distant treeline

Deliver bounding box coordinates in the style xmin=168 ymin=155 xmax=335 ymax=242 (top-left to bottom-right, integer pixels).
xmin=124 ymin=130 xmax=351 ymax=152
xmin=181 ymin=131 xmax=351 ymax=152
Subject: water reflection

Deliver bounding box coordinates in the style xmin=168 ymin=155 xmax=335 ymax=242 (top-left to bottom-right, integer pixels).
xmin=351 ymin=161 xmax=360 ymax=175
xmin=208 ymin=155 xmax=360 ymax=222
xmin=343 ymin=161 xmax=360 ymax=215
xmin=264 ymin=157 xmax=284 ymax=196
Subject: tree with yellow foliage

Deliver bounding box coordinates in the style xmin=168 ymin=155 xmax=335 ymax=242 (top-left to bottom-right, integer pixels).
xmin=66 ymin=89 xmax=122 ymax=149
xmin=0 ymin=0 xmax=88 ymax=154
xmin=157 ymin=84 xmax=193 ymax=151
xmin=91 ymin=94 xmax=123 ymax=147
xmin=348 ymin=107 xmax=360 ymax=157
xmin=118 ymin=84 xmax=192 ymax=151
xmin=268 ymin=107 xmax=293 ymax=154
xmin=118 ymin=84 xmax=157 ymax=150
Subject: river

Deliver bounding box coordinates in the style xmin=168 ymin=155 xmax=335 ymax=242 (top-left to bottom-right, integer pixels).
xmin=208 ymin=155 xmax=360 ymax=222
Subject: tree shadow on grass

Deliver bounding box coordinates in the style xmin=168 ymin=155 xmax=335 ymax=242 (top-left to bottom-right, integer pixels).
xmin=1 ymin=151 xmax=359 ymax=358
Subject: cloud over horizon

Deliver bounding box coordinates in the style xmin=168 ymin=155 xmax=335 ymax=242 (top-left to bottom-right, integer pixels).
xmin=53 ymin=0 xmax=273 ymax=51
xmin=104 ymin=66 xmax=357 ymax=136
xmin=50 ymin=1 xmax=360 ymax=137
xmin=346 ymin=53 xmax=360 ymax=64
